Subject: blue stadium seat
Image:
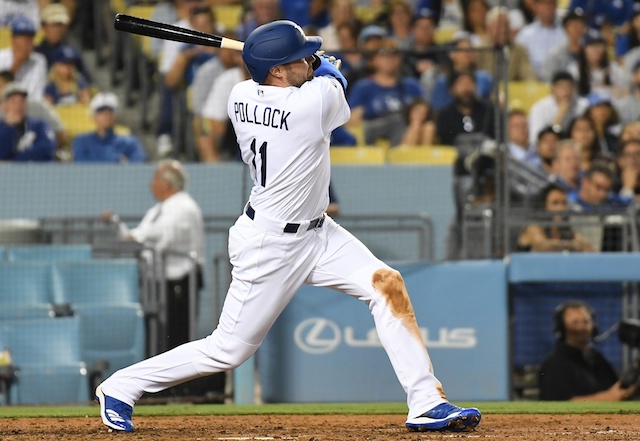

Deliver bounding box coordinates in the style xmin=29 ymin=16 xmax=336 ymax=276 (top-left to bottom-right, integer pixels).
xmin=6 ymin=244 xmax=92 ymax=262
xmin=52 ymin=259 xmax=140 ymax=305
xmin=0 ymin=262 xmax=55 ymax=319
xmin=74 ymin=304 xmax=145 ymax=378
xmin=0 ymin=317 xmax=89 ymax=404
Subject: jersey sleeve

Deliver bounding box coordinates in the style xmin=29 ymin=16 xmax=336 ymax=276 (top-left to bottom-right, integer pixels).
xmin=311 ymin=76 xmax=351 ymax=136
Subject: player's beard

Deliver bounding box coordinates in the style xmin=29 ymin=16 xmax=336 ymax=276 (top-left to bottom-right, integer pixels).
xmin=284 ymin=64 xmax=314 ymax=88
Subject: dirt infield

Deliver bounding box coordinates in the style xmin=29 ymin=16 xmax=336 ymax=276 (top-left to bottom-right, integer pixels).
xmin=2 ymin=414 xmax=640 ymax=440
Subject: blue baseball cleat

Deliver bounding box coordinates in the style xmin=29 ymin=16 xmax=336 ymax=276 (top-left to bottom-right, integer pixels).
xmin=95 ymin=385 xmax=135 ymax=432
xmin=405 ymin=402 xmax=481 ymax=432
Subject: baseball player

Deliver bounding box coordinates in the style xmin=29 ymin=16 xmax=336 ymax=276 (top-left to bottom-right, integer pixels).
xmin=96 ymin=20 xmax=481 ymax=433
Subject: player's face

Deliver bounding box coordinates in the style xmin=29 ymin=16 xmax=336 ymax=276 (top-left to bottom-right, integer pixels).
xmin=282 ymin=56 xmax=314 ymax=88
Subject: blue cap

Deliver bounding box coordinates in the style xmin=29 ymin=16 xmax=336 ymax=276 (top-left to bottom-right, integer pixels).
xmin=11 ymin=15 xmax=37 ymax=36
xmin=357 ymin=25 xmax=387 ymax=47
xmin=587 ymin=90 xmax=612 ymax=107
xmin=51 ymin=45 xmax=79 ymax=65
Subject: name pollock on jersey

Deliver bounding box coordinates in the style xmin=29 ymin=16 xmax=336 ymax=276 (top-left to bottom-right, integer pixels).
xmin=233 ymin=102 xmax=291 ymax=131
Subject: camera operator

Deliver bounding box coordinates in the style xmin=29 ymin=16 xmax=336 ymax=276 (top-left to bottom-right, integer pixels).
xmin=538 ymin=301 xmax=639 ymax=401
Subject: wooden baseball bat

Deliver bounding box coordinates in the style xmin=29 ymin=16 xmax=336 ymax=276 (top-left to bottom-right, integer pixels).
xmin=113 ymin=13 xmax=245 ymax=51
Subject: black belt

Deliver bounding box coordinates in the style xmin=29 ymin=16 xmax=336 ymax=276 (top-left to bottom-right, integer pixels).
xmin=245 ymin=204 xmax=325 ymax=233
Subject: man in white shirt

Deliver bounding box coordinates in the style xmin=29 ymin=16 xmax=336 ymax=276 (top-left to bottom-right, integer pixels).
xmin=515 ymin=0 xmax=567 ymax=79
xmin=102 ymin=160 xmax=205 ymax=350
xmin=528 ymin=71 xmax=589 ymax=146
xmin=0 ymin=15 xmax=47 ymax=100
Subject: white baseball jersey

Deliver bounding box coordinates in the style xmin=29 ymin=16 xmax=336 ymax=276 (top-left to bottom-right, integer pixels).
xmin=228 ymin=76 xmax=350 ymax=222
xmin=100 ymin=71 xmax=448 ymax=426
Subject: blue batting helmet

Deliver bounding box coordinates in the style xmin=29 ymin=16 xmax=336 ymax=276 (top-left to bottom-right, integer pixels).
xmin=242 ymin=20 xmax=322 ymax=84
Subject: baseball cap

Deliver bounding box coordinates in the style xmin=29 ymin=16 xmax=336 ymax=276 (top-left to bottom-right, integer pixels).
xmin=50 ymin=45 xmax=80 ymax=65
xmin=11 ymin=15 xmax=37 ymax=36
xmin=357 ymin=25 xmax=387 ymax=47
xmin=2 ymin=82 xmax=28 ymax=101
xmin=90 ymin=92 xmax=119 ymax=114
xmin=587 ymin=90 xmax=612 ymax=107
xmin=41 ymin=4 xmax=70 ymax=25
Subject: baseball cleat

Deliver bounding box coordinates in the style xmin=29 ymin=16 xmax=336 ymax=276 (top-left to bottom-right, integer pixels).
xmin=95 ymin=385 xmax=135 ymax=432
xmin=405 ymin=402 xmax=481 ymax=432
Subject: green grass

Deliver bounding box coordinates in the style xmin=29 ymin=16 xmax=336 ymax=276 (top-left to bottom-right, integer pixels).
xmin=1 ymin=401 xmax=640 ymax=419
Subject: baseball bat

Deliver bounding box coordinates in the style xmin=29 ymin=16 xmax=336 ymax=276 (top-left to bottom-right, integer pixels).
xmin=113 ymin=13 xmax=245 ymax=51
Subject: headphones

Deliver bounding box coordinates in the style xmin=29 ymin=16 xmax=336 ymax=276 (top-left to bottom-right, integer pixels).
xmin=553 ymin=301 xmax=599 ymax=341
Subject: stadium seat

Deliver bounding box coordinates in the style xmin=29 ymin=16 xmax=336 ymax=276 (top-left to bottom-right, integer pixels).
xmin=73 ymin=304 xmax=145 ymax=378
xmin=54 ymin=104 xmax=131 ymax=145
xmin=214 ymin=4 xmax=244 ymax=31
xmin=6 ymin=244 xmax=92 ymax=262
xmin=0 ymin=317 xmax=89 ymax=404
xmin=0 ymin=27 xmax=10 ymax=50
xmin=330 ymin=146 xmax=387 ymax=165
xmin=387 ymin=145 xmax=458 ymax=165
xmin=0 ymin=262 xmax=55 ymax=319
xmin=52 ymin=259 xmax=141 ymax=306
xmin=506 ymin=81 xmax=550 ymax=114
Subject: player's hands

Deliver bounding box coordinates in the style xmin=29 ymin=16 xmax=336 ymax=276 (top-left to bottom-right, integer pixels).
xmin=314 ymin=50 xmax=342 ymax=70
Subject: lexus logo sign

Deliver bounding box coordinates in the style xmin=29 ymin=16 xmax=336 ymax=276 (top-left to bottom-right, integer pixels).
xmin=294 ymin=318 xmax=341 ymax=354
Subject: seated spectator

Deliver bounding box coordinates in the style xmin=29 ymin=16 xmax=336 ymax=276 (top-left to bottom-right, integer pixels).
xmin=528 ymin=71 xmax=589 ymax=146
xmin=568 ymin=0 xmax=633 ymax=31
xmin=567 ymin=163 xmax=631 ymax=211
xmin=541 ymin=10 xmax=587 ymax=83
xmin=342 ymin=24 xmax=386 ymax=89
xmin=517 ymin=183 xmax=593 ymax=252
xmin=527 ymin=125 xmax=562 ymax=174
xmin=0 ymin=0 xmax=39 ymax=27
xmin=44 ymin=45 xmax=91 ymax=106
xmin=475 ymin=6 xmax=536 ymax=82
xmin=539 ymin=300 xmax=638 ymax=401
xmin=236 ymin=0 xmax=282 ymax=40
xmin=566 ymin=115 xmax=600 ymax=171
xmin=614 ymin=7 xmax=640 ymax=59
xmin=613 ymin=139 xmax=640 ymax=204
xmin=199 ymin=51 xmax=246 ymax=162
xmin=280 ymin=0 xmax=330 ymax=29
xmin=401 ymin=98 xmax=436 ymax=146
xmin=0 ymin=82 xmax=56 ymax=161
xmin=462 ymin=0 xmax=489 ymax=45
xmin=435 ymin=70 xmax=495 ymax=146
xmin=515 ymin=0 xmax=567 ymax=79
xmin=334 ymin=21 xmax=365 ymax=91
xmin=571 ymin=30 xmax=625 ymax=99
xmin=416 ymin=0 xmax=464 ymax=30
xmin=613 ymin=60 xmax=640 ymax=125
xmin=317 ymin=0 xmax=359 ymax=52
xmin=385 ymin=0 xmax=413 ymax=50
xmin=507 ymin=109 xmax=534 ymax=162
xmin=72 ymin=92 xmax=146 ymax=163
xmin=0 ymin=15 xmax=47 ymax=100
xmin=620 ymin=120 xmax=640 ymax=143
xmin=348 ymin=39 xmax=425 ymax=147
xmin=164 ymin=6 xmax=218 ymax=90
xmin=0 ymin=69 xmax=66 ymax=149
xmin=36 ymin=3 xmax=92 ymax=83
xmin=583 ymin=92 xmax=621 ymax=157
xmin=427 ymin=32 xmax=493 ymax=110
xmin=549 ymin=140 xmax=582 ymax=192
xmin=403 ymin=11 xmax=440 ymax=82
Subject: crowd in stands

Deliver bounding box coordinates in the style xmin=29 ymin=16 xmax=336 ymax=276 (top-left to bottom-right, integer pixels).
xmin=3 ymin=0 xmax=640 ymax=252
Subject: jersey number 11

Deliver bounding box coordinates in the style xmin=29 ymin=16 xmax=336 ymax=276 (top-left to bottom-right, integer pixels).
xmin=250 ymin=138 xmax=267 ymax=187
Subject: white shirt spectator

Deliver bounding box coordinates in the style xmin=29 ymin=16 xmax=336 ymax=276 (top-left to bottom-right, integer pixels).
xmin=191 ymin=57 xmax=225 ymax=116
xmin=515 ymin=18 xmax=567 ymax=79
xmin=0 ymin=48 xmax=47 ymax=99
xmin=128 ymin=191 xmax=205 ymax=281
xmin=528 ymin=95 xmax=589 ymax=145
xmin=159 ymin=18 xmax=191 ymax=74
xmin=202 ymin=67 xmax=244 ymax=121
xmin=0 ymin=0 xmax=39 ymax=27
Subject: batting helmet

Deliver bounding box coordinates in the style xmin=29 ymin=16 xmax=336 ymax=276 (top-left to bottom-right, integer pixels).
xmin=242 ymin=20 xmax=322 ymax=84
